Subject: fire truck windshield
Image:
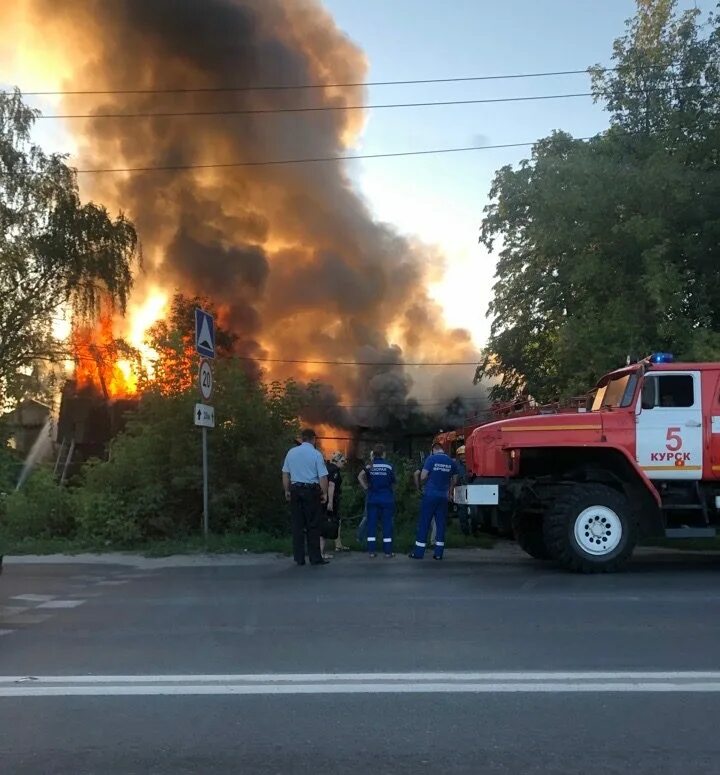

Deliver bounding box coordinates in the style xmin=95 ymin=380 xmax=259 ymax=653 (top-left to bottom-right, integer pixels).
xmin=591 ymin=372 xmax=639 ymax=411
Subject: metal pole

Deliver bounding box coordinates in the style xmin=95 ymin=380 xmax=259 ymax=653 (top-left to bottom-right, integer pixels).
xmin=202 ymin=426 xmax=209 ymax=540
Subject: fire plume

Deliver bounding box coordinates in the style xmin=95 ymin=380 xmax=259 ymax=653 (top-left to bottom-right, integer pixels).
xmin=71 ymin=311 xmax=138 ymax=399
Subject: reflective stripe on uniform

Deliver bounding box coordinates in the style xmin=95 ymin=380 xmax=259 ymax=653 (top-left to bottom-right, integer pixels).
xmin=415 ymin=541 xmax=426 ymax=548
xmin=435 ymin=541 xmax=445 ymax=547
xmin=367 ymin=537 xmax=377 ymax=541
xmin=383 ymin=538 xmax=392 ymax=542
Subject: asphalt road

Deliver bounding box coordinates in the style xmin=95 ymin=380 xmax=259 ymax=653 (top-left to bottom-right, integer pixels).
xmin=2 ymin=545 xmax=720 ymax=773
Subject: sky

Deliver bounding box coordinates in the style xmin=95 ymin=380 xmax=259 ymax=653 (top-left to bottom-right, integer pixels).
xmin=322 ymin=0 xmax=715 ymax=345
xmin=5 ymin=0 xmax=715 ymax=351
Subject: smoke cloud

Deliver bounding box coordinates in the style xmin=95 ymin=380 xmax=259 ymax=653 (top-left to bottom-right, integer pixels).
xmin=2 ymin=0 xmax=486 ymax=427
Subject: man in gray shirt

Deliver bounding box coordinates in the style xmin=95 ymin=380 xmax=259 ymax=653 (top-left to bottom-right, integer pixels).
xmin=282 ymin=428 xmax=330 ymax=566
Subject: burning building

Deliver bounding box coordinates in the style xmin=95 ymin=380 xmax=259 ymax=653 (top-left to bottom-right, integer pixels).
xmin=1 ymin=0 xmax=486 ymax=434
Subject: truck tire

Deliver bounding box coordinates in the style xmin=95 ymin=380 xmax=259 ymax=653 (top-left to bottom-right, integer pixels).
xmin=513 ymin=512 xmax=551 ymax=560
xmin=543 ymin=483 xmax=637 ymax=573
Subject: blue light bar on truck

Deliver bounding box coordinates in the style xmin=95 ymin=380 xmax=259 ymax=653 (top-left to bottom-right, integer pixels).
xmin=650 ymin=352 xmax=674 ymax=364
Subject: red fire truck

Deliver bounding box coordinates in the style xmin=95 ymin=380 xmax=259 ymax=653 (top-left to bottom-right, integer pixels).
xmin=455 ymin=354 xmax=720 ymax=572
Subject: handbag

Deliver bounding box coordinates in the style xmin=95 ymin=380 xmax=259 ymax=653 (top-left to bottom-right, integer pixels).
xmin=320 ymin=509 xmax=339 ymax=540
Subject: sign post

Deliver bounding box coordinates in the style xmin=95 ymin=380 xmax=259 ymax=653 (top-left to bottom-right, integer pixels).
xmin=194 ymin=309 xmax=215 ymax=541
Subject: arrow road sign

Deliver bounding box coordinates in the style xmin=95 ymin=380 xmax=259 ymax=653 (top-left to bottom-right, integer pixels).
xmin=194 ymin=403 xmax=215 ymax=428
xmin=195 ymin=308 xmax=215 ymax=359
xmin=198 ymin=359 xmax=213 ymax=401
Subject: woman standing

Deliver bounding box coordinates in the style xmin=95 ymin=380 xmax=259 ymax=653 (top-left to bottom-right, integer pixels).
xmin=321 ymin=452 xmax=348 ymax=559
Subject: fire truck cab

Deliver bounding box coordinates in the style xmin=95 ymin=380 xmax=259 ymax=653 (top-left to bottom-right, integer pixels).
xmin=457 ymin=354 xmax=720 ymax=572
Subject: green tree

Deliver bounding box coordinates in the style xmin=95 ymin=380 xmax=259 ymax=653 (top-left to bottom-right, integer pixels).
xmin=479 ymin=0 xmax=720 ymax=401
xmin=0 ymin=89 xmax=139 ymax=403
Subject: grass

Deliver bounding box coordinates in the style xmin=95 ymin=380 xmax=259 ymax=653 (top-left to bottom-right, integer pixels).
xmin=0 ymin=520 xmax=495 ymax=557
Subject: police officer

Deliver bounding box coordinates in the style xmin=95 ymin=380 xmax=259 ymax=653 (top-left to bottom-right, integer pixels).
xmin=358 ymin=444 xmax=396 ymax=557
xmin=409 ymin=442 xmax=459 ymax=560
xmin=281 ymin=428 xmax=330 ymax=566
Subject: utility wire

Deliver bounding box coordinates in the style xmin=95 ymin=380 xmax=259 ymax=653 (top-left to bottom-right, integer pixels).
xmin=9 ymin=67 xmax=610 ymax=96
xmin=47 ymin=345 xmax=480 ymax=367
xmin=38 ymin=91 xmax=593 ymax=119
xmin=234 ymin=355 xmax=479 ymax=366
xmin=14 ymin=139 xmax=589 ymax=175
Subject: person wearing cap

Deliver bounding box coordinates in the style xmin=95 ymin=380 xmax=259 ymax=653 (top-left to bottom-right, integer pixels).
xmin=454 ymin=445 xmax=477 ymax=536
xmin=321 ymin=451 xmax=348 ymax=558
xmin=281 ymin=428 xmax=330 ymax=566
xmin=409 ymin=442 xmax=459 ymax=560
xmin=358 ymin=444 xmax=396 ymax=557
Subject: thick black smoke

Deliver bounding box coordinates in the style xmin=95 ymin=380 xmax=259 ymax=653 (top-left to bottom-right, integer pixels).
xmin=9 ymin=0 xmax=486 ymax=427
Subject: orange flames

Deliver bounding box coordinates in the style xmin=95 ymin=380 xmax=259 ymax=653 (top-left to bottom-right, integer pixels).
xmin=71 ymin=311 xmax=138 ymax=399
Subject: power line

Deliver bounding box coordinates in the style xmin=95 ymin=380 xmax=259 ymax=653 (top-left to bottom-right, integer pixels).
xmin=45 ymin=345 xmax=480 ymax=367
xmin=24 ymin=139 xmax=591 ymax=175
xmin=39 ymin=91 xmax=592 ymax=119
xmin=10 ymin=67 xmax=608 ymax=97
xmin=237 ymin=355 xmax=479 ymax=366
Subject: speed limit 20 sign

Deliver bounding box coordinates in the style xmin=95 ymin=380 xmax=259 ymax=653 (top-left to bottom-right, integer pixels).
xmin=198 ymin=358 xmax=214 ymax=401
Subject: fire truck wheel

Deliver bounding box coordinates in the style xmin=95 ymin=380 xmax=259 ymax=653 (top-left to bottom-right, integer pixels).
xmin=513 ymin=512 xmax=551 ymax=560
xmin=543 ymin=483 xmax=637 ymax=573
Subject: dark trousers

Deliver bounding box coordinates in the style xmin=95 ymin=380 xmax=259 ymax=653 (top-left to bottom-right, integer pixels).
xmin=366 ymin=501 xmax=395 ymax=555
xmin=290 ymin=486 xmax=323 ymax=564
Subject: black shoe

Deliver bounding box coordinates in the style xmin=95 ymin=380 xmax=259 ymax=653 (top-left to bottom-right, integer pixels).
xmin=311 ymin=559 xmax=330 ymax=565
xmin=295 ymin=561 xmax=306 ymax=566
xmin=433 ymin=555 xmax=443 ymax=561
xmin=369 ymin=553 xmax=377 ymax=558
xmin=408 ymin=553 xmax=422 ymax=560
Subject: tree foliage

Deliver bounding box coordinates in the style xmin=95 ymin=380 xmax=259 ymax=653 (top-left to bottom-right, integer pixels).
xmin=480 ymin=0 xmax=720 ymax=401
xmin=0 ymin=89 xmax=139 ymax=403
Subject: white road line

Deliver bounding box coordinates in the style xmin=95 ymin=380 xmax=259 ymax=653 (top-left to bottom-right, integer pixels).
xmin=0 ymin=606 xmax=29 ymax=617
xmin=0 ymin=614 xmax=53 ymax=625
xmin=11 ymin=594 xmax=56 ymax=603
xmin=3 ymin=672 xmax=720 ymax=697
xmin=36 ymin=600 xmax=86 ymax=609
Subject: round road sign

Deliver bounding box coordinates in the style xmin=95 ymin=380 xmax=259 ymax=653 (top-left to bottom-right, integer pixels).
xmin=198 ymin=358 xmax=213 ymax=401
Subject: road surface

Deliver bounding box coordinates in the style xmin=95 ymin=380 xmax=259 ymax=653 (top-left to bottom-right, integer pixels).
xmin=2 ymin=545 xmax=720 ymax=773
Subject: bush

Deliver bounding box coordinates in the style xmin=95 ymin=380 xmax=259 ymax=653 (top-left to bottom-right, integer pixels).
xmin=73 ymin=363 xmax=300 ymax=542
xmin=73 ymin=489 xmax=141 ymax=545
xmin=1 ymin=466 xmax=75 ymax=540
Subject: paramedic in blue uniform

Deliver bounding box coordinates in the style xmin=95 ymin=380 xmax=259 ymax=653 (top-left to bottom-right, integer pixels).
xmin=358 ymin=444 xmax=396 ymax=557
xmin=282 ymin=428 xmax=330 ymax=566
xmin=409 ymin=442 xmax=459 ymax=560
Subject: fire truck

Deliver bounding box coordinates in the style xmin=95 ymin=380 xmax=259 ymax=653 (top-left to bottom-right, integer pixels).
xmin=454 ymin=354 xmax=720 ymax=572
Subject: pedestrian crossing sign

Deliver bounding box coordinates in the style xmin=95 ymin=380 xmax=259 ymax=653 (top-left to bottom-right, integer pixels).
xmin=195 ymin=308 xmax=215 ymax=359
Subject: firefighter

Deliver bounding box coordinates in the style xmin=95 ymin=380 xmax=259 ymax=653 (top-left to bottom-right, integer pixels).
xmin=454 ymin=445 xmax=477 ymax=536
xmin=409 ymin=442 xmax=459 ymax=560
xmin=358 ymin=444 xmax=396 ymax=557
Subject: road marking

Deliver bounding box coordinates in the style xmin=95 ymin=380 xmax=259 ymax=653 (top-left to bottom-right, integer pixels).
xmin=4 ymin=672 xmax=720 ymax=697
xmin=36 ymin=600 xmax=86 ymax=609
xmin=12 ymin=595 xmax=56 ymax=603
xmin=0 ymin=606 xmax=29 ymax=617
xmin=0 ymin=614 xmax=53 ymax=625
xmin=94 ymin=580 xmax=129 ymax=586
xmin=0 ymin=630 xmax=14 ymax=636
